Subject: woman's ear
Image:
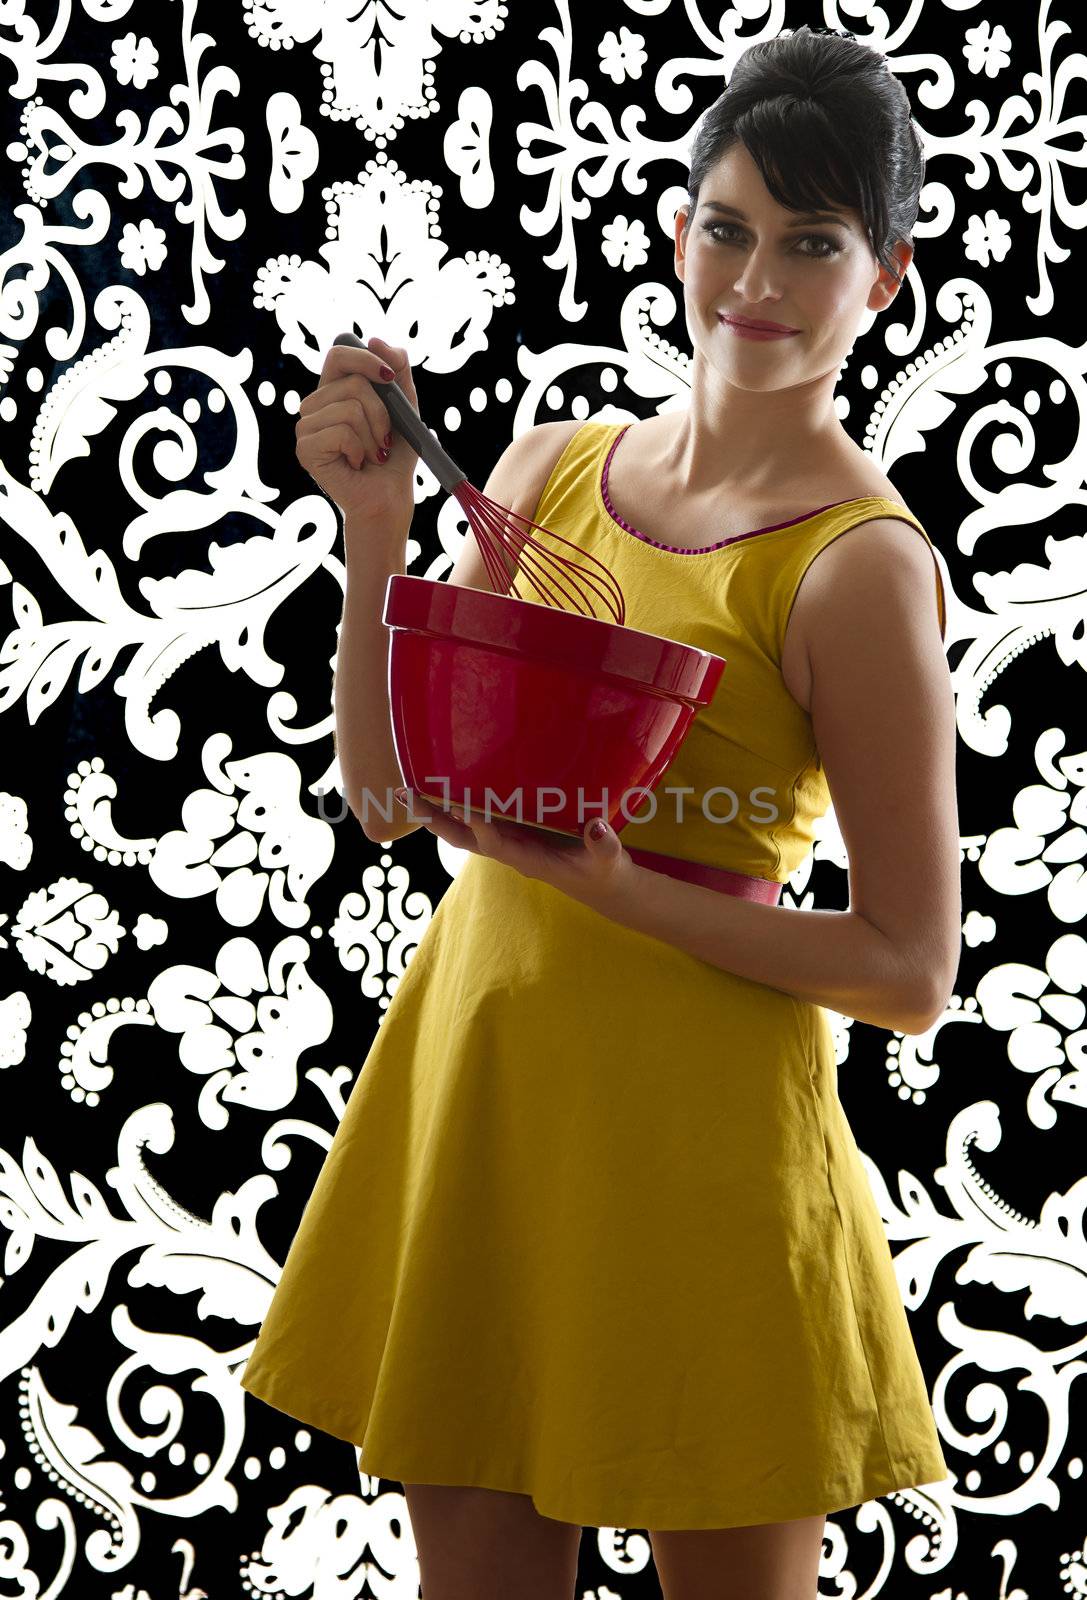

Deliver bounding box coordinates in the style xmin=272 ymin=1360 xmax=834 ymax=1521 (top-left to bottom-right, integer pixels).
xmin=675 ymin=205 xmax=690 ymax=281
xmin=869 ymin=241 xmax=913 ymax=311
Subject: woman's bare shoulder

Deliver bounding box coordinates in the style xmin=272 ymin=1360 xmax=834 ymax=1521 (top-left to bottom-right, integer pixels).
xmin=503 ymin=418 xmax=587 ymax=512
xmin=795 ymin=515 xmax=946 ymax=653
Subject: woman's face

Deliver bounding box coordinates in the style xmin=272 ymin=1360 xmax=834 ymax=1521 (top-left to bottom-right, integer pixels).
xmin=674 ymin=142 xmax=910 ymax=390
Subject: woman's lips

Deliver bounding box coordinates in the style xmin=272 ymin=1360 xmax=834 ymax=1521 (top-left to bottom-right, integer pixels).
xmin=718 ymin=314 xmax=800 ymax=340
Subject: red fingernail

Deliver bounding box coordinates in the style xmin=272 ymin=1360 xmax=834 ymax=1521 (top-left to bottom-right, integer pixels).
xmin=590 ymin=820 xmax=607 ymax=839
xmin=379 ymin=364 xmax=395 ymax=381
xmin=378 ymin=447 xmax=389 ymax=462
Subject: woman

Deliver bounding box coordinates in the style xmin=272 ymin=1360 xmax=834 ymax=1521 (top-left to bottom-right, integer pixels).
xmin=243 ymin=23 xmax=958 ymax=1599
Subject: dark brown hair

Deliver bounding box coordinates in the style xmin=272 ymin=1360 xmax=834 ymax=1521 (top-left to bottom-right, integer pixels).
xmin=681 ymin=24 xmax=925 ymax=285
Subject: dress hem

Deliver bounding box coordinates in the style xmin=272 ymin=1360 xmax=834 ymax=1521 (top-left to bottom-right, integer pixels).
xmin=240 ymin=1374 xmax=949 ymax=1532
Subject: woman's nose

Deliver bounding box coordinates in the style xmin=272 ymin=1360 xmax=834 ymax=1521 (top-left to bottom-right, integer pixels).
xmin=730 ymin=243 xmax=791 ymax=301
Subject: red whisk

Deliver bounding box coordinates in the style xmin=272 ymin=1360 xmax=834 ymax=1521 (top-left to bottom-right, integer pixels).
xmin=333 ymin=332 xmax=626 ymax=625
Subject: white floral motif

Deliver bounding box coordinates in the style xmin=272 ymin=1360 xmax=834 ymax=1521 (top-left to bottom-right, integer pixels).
xmin=443 ymin=86 xmax=494 ymax=209
xmin=0 ymin=792 xmax=32 ymax=870
xmin=118 ymin=217 xmax=167 ymax=275
xmin=110 ymin=32 xmax=160 ymax=90
xmin=147 ymin=935 xmax=334 ymax=1112
xmin=0 ymin=387 xmax=334 ymax=741
xmin=978 ymin=728 xmax=1087 ymax=924
xmin=266 ymin=90 xmax=319 ymax=215
xmin=251 ymin=160 xmax=514 ymax=379
xmin=241 ymin=0 xmax=506 ymax=139
xmin=0 ymin=1104 xmax=297 ymax=1554
xmin=329 ymin=862 xmax=433 ymax=1008
xmin=150 ymin=747 xmax=335 ymax=930
xmin=12 ymin=877 xmax=124 ymax=985
xmin=971 ymin=936 xmax=1087 ymax=1123
xmin=134 ymin=913 xmax=168 ymax=951
xmin=598 ymin=26 xmax=647 ymax=84
xmin=962 ymin=209 xmax=1012 ymax=268
xmin=0 ymin=991 xmax=31 ymax=1067
xmin=601 ymin=213 xmax=650 ymax=271
xmin=963 ymin=20 xmax=1012 ymax=78
xmin=14 ymin=0 xmax=244 ymax=324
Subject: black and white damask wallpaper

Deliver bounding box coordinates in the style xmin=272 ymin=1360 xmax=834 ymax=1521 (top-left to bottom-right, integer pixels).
xmin=2 ymin=0 xmax=1085 ymax=1595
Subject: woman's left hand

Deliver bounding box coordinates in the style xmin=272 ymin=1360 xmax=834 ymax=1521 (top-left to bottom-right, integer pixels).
xmin=395 ymin=788 xmax=635 ymax=910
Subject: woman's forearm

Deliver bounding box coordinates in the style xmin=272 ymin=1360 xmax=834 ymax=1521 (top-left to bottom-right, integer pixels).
xmin=595 ymin=863 xmax=941 ymax=1035
xmin=334 ymin=512 xmax=413 ymax=840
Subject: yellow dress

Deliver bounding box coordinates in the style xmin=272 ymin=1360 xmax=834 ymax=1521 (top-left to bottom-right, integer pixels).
xmin=239 ymin=419 xmax=951 ymax=1530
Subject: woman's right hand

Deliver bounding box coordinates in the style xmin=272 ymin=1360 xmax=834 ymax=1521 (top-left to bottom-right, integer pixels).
xmin=294 ymin=334 xmax=419 ymax=524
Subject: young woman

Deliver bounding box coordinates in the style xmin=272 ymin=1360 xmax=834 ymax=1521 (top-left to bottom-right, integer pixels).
xmin=243 ymin=23 xmax=958 ymax=1599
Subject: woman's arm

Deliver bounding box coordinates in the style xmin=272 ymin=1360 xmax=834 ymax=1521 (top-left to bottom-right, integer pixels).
xmin=592 ymin=518 xmax=961 ymax=1035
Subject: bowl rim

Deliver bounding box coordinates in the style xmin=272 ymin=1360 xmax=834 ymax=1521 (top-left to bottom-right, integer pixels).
xmin=383 ymin=573 xmax=726 ymax=704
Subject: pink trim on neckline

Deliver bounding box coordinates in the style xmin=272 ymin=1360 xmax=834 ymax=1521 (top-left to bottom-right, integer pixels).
xmin=601 ymin=423 xmax=856 ymax=554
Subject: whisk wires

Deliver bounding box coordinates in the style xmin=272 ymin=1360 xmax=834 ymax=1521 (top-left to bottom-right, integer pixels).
xmin=452 ymin=481 xmax=626 ymax=625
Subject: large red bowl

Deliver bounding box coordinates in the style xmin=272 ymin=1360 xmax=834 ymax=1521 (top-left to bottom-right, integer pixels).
xmin=381 ymin=574 xmax=726 ymax=839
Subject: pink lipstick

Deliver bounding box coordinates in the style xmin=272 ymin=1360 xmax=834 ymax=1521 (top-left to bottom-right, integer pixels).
xmin=718 ymin=314 xmax=800 ymax=341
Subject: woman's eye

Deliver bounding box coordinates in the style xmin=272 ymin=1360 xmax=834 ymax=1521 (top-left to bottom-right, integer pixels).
xmin=701 ymin=221 xmax=841 ymax=258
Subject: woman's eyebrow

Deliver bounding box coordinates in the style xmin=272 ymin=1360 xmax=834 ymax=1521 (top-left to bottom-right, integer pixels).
xmin=699 ymin=200 xmax=849 ymax=227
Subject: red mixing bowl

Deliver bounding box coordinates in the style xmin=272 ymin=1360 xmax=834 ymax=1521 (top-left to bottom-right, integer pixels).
xmin=381 ymin=575 xmax=726 ymax=840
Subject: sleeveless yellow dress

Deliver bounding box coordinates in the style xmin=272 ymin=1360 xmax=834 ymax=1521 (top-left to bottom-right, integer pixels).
xmin=239 ymin=420 xmax=951 ymax=1530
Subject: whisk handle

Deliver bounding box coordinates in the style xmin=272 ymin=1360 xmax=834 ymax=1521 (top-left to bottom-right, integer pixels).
xmin=332 ymin=331 xmax=467 ymax=494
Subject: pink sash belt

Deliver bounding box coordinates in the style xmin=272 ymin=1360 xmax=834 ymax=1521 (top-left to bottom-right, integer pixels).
xmin=624 ymin=843 xmax=783 ymax=904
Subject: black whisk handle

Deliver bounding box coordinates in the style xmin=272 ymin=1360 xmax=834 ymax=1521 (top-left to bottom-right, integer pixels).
xmin=332 ymin=331 xmax=466 ymax=494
